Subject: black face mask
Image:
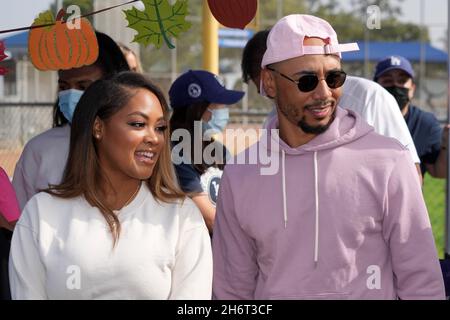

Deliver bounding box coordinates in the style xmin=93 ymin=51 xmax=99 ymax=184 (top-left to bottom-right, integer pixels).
xmin=384 ymin=86 xmax=410 ymax=111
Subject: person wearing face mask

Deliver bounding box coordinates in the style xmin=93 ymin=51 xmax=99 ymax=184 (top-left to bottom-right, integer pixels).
xmin=12 ymin=32 xmax=130 ymax=210
xmin=169 ymin=70 xmax=244 ymax=233
xmin=374 ymin=55 xmax=448 ymax=178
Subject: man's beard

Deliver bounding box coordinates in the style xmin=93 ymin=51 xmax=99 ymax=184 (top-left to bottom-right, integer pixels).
xmin=298 ymin=103 xmax=337 ymax=134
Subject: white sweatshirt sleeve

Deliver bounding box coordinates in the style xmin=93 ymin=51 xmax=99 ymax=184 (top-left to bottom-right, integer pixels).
xmin=9 ymin=198 xmax=48 ymax=299
xmin=169 ymin=204 xmax=213 ymax=299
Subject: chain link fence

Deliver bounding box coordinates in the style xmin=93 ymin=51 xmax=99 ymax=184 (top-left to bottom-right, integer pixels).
xmin=0 ymin=103 xmax=53 ymax=177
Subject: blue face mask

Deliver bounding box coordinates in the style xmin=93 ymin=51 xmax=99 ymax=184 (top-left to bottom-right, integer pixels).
xmin=58 ymin=89 xmax=84 ymax=123
xmin=207 ymin=108 xmax=229 ymax=132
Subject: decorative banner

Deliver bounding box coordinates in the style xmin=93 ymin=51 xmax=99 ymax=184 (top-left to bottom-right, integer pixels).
xmin=207 ymin=0 xmax=257 ymax=30
xmin=0 ymin=41 xmax=8 ymax=75
xmin=124 ymin=0 xmax=191 ymax=49
xmin=28 ymin=9 xmax=99 ymax=71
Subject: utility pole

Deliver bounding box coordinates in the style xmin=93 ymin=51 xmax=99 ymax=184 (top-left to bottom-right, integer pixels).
xmin=171 ymin=39 xmax=177 ymax=83
xmin=202 ymin=0 xmax=218 ymax=74
xmin=277 ymin=0 xmax=283 ymax=20
xmin=419 ymin=0 xmax=426 ymax=108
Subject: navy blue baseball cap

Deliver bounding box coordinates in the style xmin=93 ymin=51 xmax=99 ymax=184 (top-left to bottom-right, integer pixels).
xmin=373 ymin=55 xmax=415 ymax=81
xmin=169 ymin=70 xmax=244 ymax=108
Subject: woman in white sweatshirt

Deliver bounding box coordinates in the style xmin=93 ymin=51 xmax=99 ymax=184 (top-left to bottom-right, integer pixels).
xmin=8 ymin=72 xmax=213 ymax=300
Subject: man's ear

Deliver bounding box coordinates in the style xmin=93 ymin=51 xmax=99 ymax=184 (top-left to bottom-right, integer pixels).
xmin=409 ymin=82 xmax=416 ymax=100
xmin=93 ymin=116 xmax=104 ymax=140
xmin=261 ymin=68 xmax=277 ymax=99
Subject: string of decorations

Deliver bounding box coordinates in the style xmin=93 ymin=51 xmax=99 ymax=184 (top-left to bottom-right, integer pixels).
xmin=0 ymin=0 xmax=258 ymax=72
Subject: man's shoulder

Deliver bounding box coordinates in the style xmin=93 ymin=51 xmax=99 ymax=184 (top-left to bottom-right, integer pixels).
xmin=341 ymin=76 xmax=395 ymax=113
xmin=24 ymin=126 xmax=70 ymax=151
xmin=409 ymin=105 xmax=439 ymax=122
xmin=343 ymin=76 xmax=386 ymax=94
xmin=408 ymin=106 xmax=441 ymax=133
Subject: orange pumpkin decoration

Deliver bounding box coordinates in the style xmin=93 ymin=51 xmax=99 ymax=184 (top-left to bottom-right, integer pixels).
xmin=29 ymin=9 xmax=98 ymax=71
xmin=207 ymin=0 xmax=257 ymax=30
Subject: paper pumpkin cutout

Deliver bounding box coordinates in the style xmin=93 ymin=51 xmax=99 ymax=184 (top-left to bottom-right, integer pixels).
xmin=124 ymin=0 xmax=191 ymax=49
xmin=207 ymin=0 xmax=257 ymax=29
xmin=0 ymin=41 xmax=8 ymax=75
xmin=28 ymin=9 xmax=99 ymax=71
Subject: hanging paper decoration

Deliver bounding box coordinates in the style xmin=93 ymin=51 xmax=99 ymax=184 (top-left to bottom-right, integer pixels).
xmin=0 ymin=41 xmax=8 ymax=75
xmin=124 ymin=0 xmax=191 ymax=49
xmin=28 ymin=9 xmax=99 ymax=71
xmin=207 ymin=0 xmax=257 ymax=30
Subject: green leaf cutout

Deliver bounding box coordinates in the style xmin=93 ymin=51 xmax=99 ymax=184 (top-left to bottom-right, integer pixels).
xmin=124 ymin=0 xmax=191 ymax=49
xmin=32 ymin=10 xmax=55 ymax=30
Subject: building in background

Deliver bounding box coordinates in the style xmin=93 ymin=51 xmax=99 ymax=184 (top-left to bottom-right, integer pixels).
xmin=93 ymin=0 xmax=140 ymax=63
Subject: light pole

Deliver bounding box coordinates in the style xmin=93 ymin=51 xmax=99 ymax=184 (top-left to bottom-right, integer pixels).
xmin=419 ymin=0 xmax=426 ymax=108
xmin=202 ymin=0 xmax=218 ymax=74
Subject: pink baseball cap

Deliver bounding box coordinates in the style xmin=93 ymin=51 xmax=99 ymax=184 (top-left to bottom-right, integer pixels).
xmin=261 ymin=14 xmax=359 ymax=69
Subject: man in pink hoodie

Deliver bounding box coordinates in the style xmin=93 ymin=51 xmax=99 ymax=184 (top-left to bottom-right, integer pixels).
xmin=212 ymin=14 xmax=445 ymax=300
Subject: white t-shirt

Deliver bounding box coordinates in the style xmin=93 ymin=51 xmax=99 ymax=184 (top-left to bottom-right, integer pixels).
xmin=340 ymin=76 xmax=420 ymax=163
xmin=9 ymin=183 xmax=213 ymax=300
xmin=265 ymin=76 xmax=419 ymax=164
xmin=12 ymin=125 xmax=70 ymax=210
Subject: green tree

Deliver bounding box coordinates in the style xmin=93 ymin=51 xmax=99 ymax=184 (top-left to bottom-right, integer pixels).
xmin=350 ymin=0 xmax=403 ymax=18
xmin=307 ymin=0 xmax=429 ymax=42
xmin=258 ymin=0 xmax=308 ymax=27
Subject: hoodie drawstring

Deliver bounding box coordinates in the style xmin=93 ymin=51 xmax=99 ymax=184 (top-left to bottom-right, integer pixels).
xmin=282 ymin=150 xmax=287 ymax=229
xmin=281 ymin=150 xmax=319 ymax=267
xmin=313 ymin=151 xmax=319 ymax=268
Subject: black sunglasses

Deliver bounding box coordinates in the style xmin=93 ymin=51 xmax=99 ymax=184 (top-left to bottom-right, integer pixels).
xmin=267 ymin=67 xmax=347 ymax=92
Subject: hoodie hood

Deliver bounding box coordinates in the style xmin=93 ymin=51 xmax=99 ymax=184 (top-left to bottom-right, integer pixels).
xmin=261 ymin=107 xmax=374 ymax=154
xmin=259 ymin=107 xmax=374 ymax=266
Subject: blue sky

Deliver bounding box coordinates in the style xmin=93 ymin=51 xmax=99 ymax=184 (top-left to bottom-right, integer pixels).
xmin=0 ymin=0 xmax=447 ymax=49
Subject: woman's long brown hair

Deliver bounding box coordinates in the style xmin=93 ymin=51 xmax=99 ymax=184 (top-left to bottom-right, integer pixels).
xmin=45 ymin=72 xmax=185 ymax=246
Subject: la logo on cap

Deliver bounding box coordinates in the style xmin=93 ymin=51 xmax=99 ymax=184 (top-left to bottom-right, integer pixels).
xmin=188 ymin=83 xmax=202 ymax=98
xmin=390 ymin=56 xmax=401 ymax=66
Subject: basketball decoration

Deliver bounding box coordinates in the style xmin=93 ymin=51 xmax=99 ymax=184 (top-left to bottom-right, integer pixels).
xmin=28 ymin=9 xmax=98 ymax=71
xmin=207 ymin=0 xmax=257 ymax=29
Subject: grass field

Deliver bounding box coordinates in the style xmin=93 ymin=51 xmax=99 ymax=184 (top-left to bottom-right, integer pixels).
xmin=423 ymin=174 xmax=447 ymax=258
